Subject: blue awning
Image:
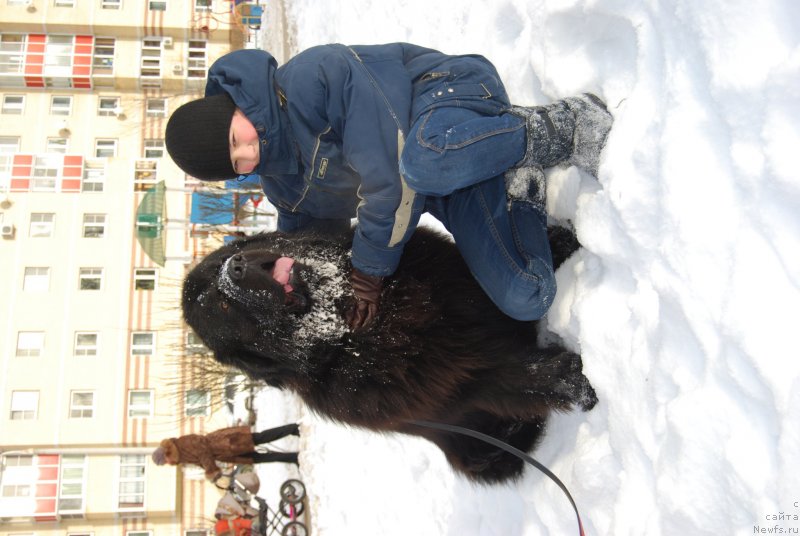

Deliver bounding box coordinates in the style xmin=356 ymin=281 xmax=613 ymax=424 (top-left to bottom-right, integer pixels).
xmin=190 ymin=191 xmax=236 ymax=224
xmin=225 ymin=174 xmax=262 ymax=190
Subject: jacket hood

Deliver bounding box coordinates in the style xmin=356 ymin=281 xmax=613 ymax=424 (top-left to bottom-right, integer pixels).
xmin=205 ymin=49 xmax=298 ymax=176
xmin=160 ymin=438 xmax=180 ymax=464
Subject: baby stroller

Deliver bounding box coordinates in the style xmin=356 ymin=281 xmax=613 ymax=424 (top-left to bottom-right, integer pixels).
xmin=214 ymin=466 xmax=307 ymax=536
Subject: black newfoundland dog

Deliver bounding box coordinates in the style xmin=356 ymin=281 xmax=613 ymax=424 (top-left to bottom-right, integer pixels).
xmin=183 ymin=226 xmax=597 ymax=483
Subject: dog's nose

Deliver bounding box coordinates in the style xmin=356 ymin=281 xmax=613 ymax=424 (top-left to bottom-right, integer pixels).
xmin=228 ymin=254 xmax=246 ymax=280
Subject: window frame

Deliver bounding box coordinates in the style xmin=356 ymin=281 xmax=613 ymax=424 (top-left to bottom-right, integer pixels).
xmin=50 ymin=95 xmax=73 ymax=115
xmin=98 ymin=96 xmax=120 ymax=117
xmin=69 ymin=391 xmax=94 ymax=418
xmin=133 ymin=268 xmax=157 ymax=290
xmin=145 ymin=98 xmax=167 ymax=117
xmin=184 ymin=389 xmax=210 ymax=417
xmin=78 ymin=267 xmax=104 ymax=291
xmin=134 ymin=159 xmax=158 ymax=191
xmin=82 ymin=161 xmax=105 ymax=192
xmin=10 ymin=390 xmax=39 ymax=420
xmin=92 ymin=37 xmax=115 ymax=77
xmin=74 ymin=332 xmax=99 ymax=356
xmin=130 ymin=331 xmax=155 ymax=356
xmin=0 ymin=34 xmax=26 ymax=76
xmin=187 ymin=40 xmax=207 ymax=79
xmin=29 ymin=212 xmax=55 ymax=237
xmin=31 ymin=154 xmax=61 ymax=191
xmin=127 ymin=390 xmax=153 ymax=418
xmin=16 ymin=331 xmax=45 ymax=357
xmin=82 ymin=213 xmax=106 ymax=238
xmin=95 ymin=138 xmax=117 ymax=158
xmin=143 ymin=139 xmax=165 ymax=159
xmin=2 ymin=94 xmax=24 ymax=114
xmin=23 ymin=267 xmax=50 ymax=292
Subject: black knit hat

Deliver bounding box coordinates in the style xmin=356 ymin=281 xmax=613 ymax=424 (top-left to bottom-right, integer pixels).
xmin=166 ymin=94 xmax=238 ymax=180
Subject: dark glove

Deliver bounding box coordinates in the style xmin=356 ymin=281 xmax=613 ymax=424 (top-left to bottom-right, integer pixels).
xmin=345 ymin=268 xmax=383 ymax=332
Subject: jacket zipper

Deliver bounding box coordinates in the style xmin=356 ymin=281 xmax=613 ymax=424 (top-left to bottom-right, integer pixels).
xmin=291 ymin=126 xmax=331 ymax=212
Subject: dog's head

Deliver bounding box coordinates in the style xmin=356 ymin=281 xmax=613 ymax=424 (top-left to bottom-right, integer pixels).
xmin=182 ymin=232 xmax=353 ymax=382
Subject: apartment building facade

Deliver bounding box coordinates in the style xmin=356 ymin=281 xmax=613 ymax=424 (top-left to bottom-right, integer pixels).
xmin=0 ymin=0 xmax=259 ymax=534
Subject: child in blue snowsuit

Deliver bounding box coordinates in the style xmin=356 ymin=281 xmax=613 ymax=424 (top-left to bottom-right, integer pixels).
xmin=165 ymin=43 xmax=612 ymax=331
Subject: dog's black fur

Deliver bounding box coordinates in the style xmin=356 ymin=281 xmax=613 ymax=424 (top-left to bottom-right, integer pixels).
xmin=183 ymin=226 xmax=597 ymax=483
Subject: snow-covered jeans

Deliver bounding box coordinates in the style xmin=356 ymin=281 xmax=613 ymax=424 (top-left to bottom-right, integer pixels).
xmin=400 ymin=104 xmax=556 ymax=321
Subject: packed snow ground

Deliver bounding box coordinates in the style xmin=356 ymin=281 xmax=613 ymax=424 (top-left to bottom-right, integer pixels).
xmin=253 ymin=1 xmax=800 ymax=534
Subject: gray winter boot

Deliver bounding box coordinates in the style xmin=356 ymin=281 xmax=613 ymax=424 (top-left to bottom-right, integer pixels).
xmin=507 ymin=100 xmax=576 ymax=169
xmin=563 ymin=93 xmax=613 ymax=177
xmin=505 ymin=165 xmax=547 ymax=213
xmin=508 ymin=93 xmax=613 ymax=176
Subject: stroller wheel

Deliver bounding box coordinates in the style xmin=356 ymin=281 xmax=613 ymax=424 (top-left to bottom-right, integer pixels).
xmin=281 ymin=521 xmax=307 ymax=536
xmin=279 ymin=479 xmax=306 ymax=503
xmin=279 ymin=499 xmax=305 ymax=518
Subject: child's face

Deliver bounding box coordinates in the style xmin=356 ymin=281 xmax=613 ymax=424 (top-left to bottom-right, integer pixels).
xmin=229 ymin=109 xmax=260 ymax=175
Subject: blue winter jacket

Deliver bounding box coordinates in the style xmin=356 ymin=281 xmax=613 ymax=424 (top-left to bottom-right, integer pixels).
xmin=205 ymin=43 xmax=507 ymax=276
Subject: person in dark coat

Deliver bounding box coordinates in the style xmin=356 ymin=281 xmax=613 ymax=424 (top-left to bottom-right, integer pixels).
xmin=151 ymin=424 xmax=300 ymax=480
xmin=165 ymin=44 xmax=613 ymax=331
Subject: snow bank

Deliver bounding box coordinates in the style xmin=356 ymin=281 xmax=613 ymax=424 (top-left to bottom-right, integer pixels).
xmin=258 ymin=0 xmax=800 ymax=533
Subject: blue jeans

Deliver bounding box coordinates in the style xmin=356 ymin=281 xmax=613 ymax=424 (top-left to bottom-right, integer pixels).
xmin=400 ymin=105 xmax=556 ymax=321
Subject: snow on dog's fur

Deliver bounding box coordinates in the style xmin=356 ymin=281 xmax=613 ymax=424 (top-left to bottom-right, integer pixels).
xmin=183 ymin=226 xmax=597 ymax=483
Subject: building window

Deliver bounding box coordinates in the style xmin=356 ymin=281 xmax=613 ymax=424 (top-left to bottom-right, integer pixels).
xmin=95 ymin=139 xmax=117 ymax=158
xmin=30 ymin=213 xmax=55 ymax=237
xmin=2 ymin=94 xmax=24 ymax=114
xmin=1 ymin=484 xmax=32 ymax=497
xmin=69 ymin=392 xmax=94 ymax=418
xmin=194 ymin=0 xmax=210 ymax=10
xmin=187 ymin=40 xmax=207 ymax=78
xmin=118 ymin=457 xmax=146 ymax=509
xmin=93 ymin=37 xmax=115 ymax=76
xmin=10 ymin=390 xmax=39 ymax=420
xmin=32 ymin=155 xmax=61 ymax=190
xmin=0 ymin=136 xmax=19 ymax=152
xmin=1 ymin=136 xmax=19 ymax=191
xmin=59 ymin=455 xmax=86 ymax=513
xmin=98 ymin=96 xmax=120 ymax=116
xmin=148 ymin=0 xmax=165 ymax=10
xmin=185 ymin=389 xmax=210 ymax=417
xmin=101 ymin=0 xmax=120 ymax=8
xmin=143 ymin=139 xmax=164 ymax=159
xmin=134 ymin=269 xmax=157 ymax=290
xmin=82 ymin=213 xmax=106 ymax=237
xmin=134 ymin=159 xmax=158 ymax=191
xmin=3 ymin=455 xmax=33 ymax=466
xmin=74 ymin=332 xmax=99 ymax=356
xmin=145 ymin=98 xmax=167 ymax=117
xmin=140 ymin=38 xmax=162 ymax=84
xmin=44 ymin=35 xmax=73 ymax=79
xmin=78 ymin=268 xmax=103 ymax=290
xmin=51 ymin=95 xmax=73 ymax=115
xmin=186 ymin=332 xmax=208 ymax=355
xmin=54 ymin=0 xmax=76 ymax=7
xmin=23 ymin=267 xmax=50 ymax=292
xmin=82 ymin=161 xmax=105 ymax=192
xmin=0 ymin=35 xmax=25 ymax=76
xmin=47 ymin=137 xmax=69 ymax=154
xmin=16 ymin=331 xmax=45 ymax=357
xmin=131 ymin=332 xmax=155 ymax=355
xmin=127 ymin=391 xmax=153 ymax=418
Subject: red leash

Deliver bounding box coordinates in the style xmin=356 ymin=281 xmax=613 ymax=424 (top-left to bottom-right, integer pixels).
xmin=411 ymin=420 xmax=587 ymax=536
